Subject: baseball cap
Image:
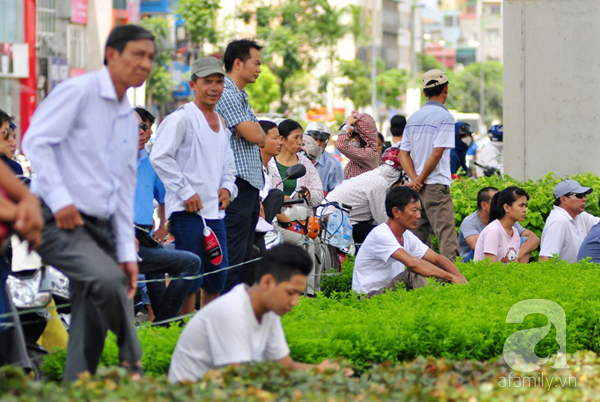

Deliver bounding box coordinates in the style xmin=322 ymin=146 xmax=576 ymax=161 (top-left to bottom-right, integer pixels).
xmin=191 ymin=57 xmax=225 ymax=78
xmin=422 ymin=69 xmax=448 ymax=89
xmin=553 ymin=180 xmax=593 ymax=199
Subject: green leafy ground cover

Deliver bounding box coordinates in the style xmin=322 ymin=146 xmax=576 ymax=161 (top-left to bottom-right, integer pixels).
xmin=6 ymin=352 xmax=600 ymax=401
xmin=42 ymin=260 xmax=600 ymax=380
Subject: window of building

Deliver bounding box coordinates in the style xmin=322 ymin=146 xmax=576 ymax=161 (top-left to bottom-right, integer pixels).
xmin=67 ymin=25 xmax=85 ymax=69
xmin=490 ymin=4 xmax=501 ymax=15
xmin=486 ymin=29 xmax=500 ymax=45
xmin=0 ymin=1 xmax=24 ymax=43
xmin=37 ymin=0 xmax=58 ymax=57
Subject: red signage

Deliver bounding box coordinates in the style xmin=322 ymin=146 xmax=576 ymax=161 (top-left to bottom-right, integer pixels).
xmin=71 ymin=0 xmax=88 ymax=24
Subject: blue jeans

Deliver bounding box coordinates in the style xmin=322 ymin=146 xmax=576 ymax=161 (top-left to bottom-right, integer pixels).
xmin=170 ymin=213 xmax=229 ymax=294
xmin=138 ymin=244 xmax=201 ymax=322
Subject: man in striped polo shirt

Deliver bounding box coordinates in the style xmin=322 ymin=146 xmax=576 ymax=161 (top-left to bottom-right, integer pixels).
xmin=398 ymin=69 xmax=460 ymax=261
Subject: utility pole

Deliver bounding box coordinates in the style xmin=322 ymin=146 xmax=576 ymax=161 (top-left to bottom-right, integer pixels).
xmin=371 ymin=0 xmax=380 ymax=123
xmin=477 ymin=0 xmax=485 ymax=126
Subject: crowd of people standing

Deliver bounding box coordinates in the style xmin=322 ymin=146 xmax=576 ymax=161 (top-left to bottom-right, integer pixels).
xmin=1 ymin=23 xmax=600 ymax=383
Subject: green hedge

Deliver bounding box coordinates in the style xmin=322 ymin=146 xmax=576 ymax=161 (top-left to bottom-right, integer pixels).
xmin=284 ymin=259 xmax=600 ymax=368
xmin=450 ymin=172 xmax=600 ymax=237
xmin=7 ymin=353 xmax=600 ymax=401
xmin=42 ymin=260 xmax=600 ymax=379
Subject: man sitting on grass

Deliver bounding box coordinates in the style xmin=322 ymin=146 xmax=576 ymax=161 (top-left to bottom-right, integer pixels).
xmin=352 ymin=186 xmax=468 ymax=296
xmin=168 ymin=244 xmax=339 ymax=383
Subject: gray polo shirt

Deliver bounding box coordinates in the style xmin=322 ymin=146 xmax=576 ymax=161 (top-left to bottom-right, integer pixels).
xmin=458 ymin=211 xmax=526 ymax=257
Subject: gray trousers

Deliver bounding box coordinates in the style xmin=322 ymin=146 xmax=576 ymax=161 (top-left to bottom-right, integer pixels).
xmin=36 ymin=205 xmax=141 ymax=381
xmin=368 ymin=269 xmax=450 ymax=297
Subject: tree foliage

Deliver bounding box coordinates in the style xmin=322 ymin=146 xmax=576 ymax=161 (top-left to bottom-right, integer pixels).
xmin=250 ymin=0 xmax=348 ymax=110
xmin=338 ymin=59 xmax=372 ymax=108
xmin=246 ymin=65 xmax=281 ymax=114
xmin=139 ymin=16 xmax=175 ymax=109
xmin=176 ymin=0 xmax=220 ymax=59
xmin=446 ymin=61 xmax=503 ymax=125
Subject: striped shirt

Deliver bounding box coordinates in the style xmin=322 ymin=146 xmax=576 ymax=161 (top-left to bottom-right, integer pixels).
xmin=215 ymin=76 xmax=263 ymax=190
xmin=314 ymin=151 xmax=344 ymax=193
xmin=400 ymin=101 xmax=455 ymax=186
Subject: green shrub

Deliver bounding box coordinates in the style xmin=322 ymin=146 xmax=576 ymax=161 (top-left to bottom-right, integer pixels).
xmin=284 ymin=259 xmax=600 ymax=368
xmin=42 ymin=260 xmax=600 ymax=380
xmin=320 ymin=255 xmax=354 ymax=297
xmin=7 ymin=352 xmax=600 ymax=401
xmin=41 ymin=321 xmax=184 ymax=381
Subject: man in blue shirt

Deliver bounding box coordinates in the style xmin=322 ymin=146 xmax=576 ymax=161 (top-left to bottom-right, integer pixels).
xmin=133 ymin=107 xmax=201 ymax=323
xmin=305 ymin=122 xmax=343 ymax=194
xmin=577 ymin=197 xmax=600 ymax=263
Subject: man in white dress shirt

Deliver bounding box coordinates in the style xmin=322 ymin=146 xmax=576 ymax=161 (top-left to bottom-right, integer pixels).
xmin=22 ymin=25 xmax=155 ymax=381
xmin=539 ymin=180 xmax=600 ymax=262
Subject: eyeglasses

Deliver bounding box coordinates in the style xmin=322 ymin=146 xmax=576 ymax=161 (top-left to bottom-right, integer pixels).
xmin=567 ymin=193 xmax=586 ymax=199
xmin=139 ymin=123 xmax=149 ymax=131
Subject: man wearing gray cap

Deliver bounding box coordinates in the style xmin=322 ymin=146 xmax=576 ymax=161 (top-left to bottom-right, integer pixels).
xmin=151 ymin=57 xmax=237 ymax=308
xmin=399 ymin=69 xmax=459 ymax=261
xmin=539 ymin=180 xmax=599 ymax=262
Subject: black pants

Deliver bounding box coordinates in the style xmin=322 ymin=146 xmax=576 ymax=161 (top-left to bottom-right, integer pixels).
xmin=352 ymin=222 xmax=377 ymax=248
xmin=223 ymin=178 xmax=261 ymax=292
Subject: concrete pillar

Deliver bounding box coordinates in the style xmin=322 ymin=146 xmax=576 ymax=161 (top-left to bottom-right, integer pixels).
xmin=504 ymin=0 xmax=600 ymax=181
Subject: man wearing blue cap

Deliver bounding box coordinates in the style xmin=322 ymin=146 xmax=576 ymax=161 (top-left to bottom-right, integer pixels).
xmin=539 ymin=180 xmax=599 ymax=262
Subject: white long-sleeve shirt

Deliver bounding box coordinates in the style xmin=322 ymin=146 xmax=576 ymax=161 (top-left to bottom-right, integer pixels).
xmin=22 ymin=68 xmax=138 ymax=262
xmin=150 ymin=102 xmax=237 ymax=220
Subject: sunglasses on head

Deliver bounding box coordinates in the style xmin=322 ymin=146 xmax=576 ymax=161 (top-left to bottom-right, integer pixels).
xmin=139 ymin=123 xmax=149 ymax=131
xmin=567 ymin=193 xmax=586 ymax=199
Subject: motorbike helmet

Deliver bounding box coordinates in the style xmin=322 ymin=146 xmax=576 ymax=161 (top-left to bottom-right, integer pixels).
xmin=301 ymin=135 xmax=323 ymax=161
xmin=381 ymin=147 xmax=402 ymax=171
xmin=488 ymin=124 xmax=503 ymax=142
xmin=305 ymin=122 xmax=331 ymax=141
xmin=457 ymin=122 xmax=473 ymax=137
xmin=285 ymin=217 xmax=321 ymax=240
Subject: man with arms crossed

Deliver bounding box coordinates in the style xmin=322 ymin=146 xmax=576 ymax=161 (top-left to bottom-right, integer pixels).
xmin=215 ymin=39 xmax=267 ymax=290
xmin=22 ymin=25 xmax=154 ymax=380
xmin=352 ymin=186 xmax=468 ymax=296
xmin=399 ymin=69 xmax=459 ymax=261
xmin=168 ymin=244 xmax=339 ymax=382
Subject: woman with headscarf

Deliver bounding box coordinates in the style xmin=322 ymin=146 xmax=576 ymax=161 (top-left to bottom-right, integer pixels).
xmin=336 ymin=111 xmax=381 ymax=179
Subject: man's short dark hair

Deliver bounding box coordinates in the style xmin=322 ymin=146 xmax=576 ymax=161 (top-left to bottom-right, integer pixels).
xmin=255 ymin=244 xmax=312 ymax=283
xmin=259 ymin=120 xmax=277 ymax=134
xmin=477 ymin=187 xmax=498 ymax=210
xmin=423 ymin=82 xmax=448 ymax=98
xmin=134 ymin=106 xmax=155 ymax=125
xmin=223 ymin=39 xmax=263 ymax=73
xmin=385 ymin=186 xmax=420 ymax=218
xmin=104 ymin=24 xmax=155 ymax=66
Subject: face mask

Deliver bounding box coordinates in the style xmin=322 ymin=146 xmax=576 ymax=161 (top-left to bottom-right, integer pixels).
xmin=461 ymin=136 xmax=473 ymax=146
xmin=349 ymin=138 xmax=361 ymax=148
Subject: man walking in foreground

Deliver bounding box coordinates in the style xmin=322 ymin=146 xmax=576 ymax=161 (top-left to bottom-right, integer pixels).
xmin=22 ymin=25 xmax=155 ymax=380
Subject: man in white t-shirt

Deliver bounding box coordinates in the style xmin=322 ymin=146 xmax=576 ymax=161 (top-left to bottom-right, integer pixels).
xmin=539 ymin=180 xmax=600 ymax=262
xmin=168 ymin=244 xmax=340 ymax=383
xmin=399 ymin=69 xmax=460 ymax=261
xmin=352 ymin=186 xmax=468 ymax=296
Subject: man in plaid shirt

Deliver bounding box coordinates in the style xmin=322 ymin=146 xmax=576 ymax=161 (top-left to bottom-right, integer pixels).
xmin=215 ymin=39 xmax=267 ymax=291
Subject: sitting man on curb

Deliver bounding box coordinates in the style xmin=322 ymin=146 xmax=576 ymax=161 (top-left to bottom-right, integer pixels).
xmin=540 ymin=179 xmax=599 ymax=262
xmin=168 ymin=244 xmax=340 ymax=383
xmin=458 ymin=187 xmax=539 ymax=263
xmin=352 ymin=186 xmax=468 ymax=296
